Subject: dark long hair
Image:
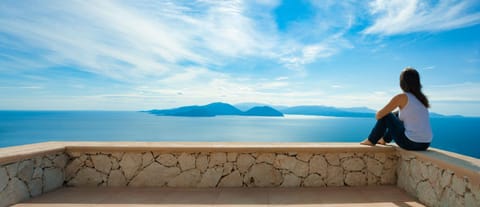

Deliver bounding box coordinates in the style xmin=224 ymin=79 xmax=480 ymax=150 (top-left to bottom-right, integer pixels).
xmin=400 ymin=68 xmax=430 ymax=108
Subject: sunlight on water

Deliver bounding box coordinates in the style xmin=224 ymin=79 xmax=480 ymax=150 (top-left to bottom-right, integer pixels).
xmin=0 ymin=111 xmax=478 ymax=158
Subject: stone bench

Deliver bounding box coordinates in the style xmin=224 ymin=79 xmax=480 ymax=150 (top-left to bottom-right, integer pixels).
xmin=0 ymin=142 xmax=479 ymax=207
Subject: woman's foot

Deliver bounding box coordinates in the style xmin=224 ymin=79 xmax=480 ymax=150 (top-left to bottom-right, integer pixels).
xmin=377 ymin=138 xmax=386 ymax=145
xmin=360 ymin=139 xmax=374 ymax=146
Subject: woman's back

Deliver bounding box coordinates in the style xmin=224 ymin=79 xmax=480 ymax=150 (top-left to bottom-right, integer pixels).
xmin=399 ymin=92 xmax=433 ymax=143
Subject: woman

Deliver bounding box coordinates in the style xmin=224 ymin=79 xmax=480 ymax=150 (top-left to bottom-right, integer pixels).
xmin=361 ymin=68 xmax=432 ymax=150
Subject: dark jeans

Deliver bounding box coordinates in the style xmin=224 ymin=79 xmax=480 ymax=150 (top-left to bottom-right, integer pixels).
xmin=368 ymin=112 xmax=430 ymax=151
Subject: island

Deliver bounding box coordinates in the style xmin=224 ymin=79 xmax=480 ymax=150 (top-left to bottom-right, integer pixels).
xmin=147 ymin=102 xmax=284 ymax=117
xmin=146 ymin=102 xmax=459 ymax=118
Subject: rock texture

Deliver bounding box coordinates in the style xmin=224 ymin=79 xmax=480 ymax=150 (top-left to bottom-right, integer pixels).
xmin=397 ymin=153 xmax=480 ymax=207
xmin=3 ymin=148 xmax=479 ymax=207
xmin=64 ymin=151 xmax=398 ymax=188
xmin=0 ymin=153 xmax=66 ymax=207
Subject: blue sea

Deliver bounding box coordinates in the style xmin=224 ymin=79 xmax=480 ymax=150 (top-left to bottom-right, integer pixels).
xmin=0 ymin=111 xmax=478 ymax=159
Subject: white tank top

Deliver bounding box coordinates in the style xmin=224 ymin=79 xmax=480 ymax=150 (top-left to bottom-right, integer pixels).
xmin=399 ymin=93 xmax=433 ymax=143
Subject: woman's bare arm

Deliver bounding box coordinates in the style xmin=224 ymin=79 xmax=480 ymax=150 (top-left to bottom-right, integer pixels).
xmin=375 ymin=94 xmax=407 ymax=120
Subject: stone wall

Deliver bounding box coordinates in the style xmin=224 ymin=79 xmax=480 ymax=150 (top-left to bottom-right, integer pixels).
xmin=397 ymin=152 xmax=480 ymax=207
xmin=0 ymin=152 xmax=67 ymax=207
xmin=2 ymin=142 xmax=479 ymax=207
xmin=65 ymin=151 xmax=398 ymax=188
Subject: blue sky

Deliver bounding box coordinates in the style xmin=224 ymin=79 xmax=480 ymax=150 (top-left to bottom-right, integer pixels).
xmin=0 ymin=0 xmax=479 ymax=116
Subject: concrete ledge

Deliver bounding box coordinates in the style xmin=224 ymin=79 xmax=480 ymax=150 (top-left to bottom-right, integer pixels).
xmin=0 ymin=142 xmax=395 ymax=165
xmin=398 ymin=147 xmax=480 ymax=184
xmin=0 ymin=142 xmax=65 ymax=165
xmin=64 ymin=141 xmax=396 ymax=153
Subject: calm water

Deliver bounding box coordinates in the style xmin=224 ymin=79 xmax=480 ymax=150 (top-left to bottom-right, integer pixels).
xmin=0 ymin=111 xmax=478 ymax=158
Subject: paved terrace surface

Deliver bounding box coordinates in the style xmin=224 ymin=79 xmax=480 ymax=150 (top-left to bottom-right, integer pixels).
xmin=14 ymin=186 xmax=424 ymax=207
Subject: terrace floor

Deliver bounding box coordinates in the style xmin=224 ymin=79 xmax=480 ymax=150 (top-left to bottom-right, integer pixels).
xmin=13 ymin=185 xmax=425 ymax=207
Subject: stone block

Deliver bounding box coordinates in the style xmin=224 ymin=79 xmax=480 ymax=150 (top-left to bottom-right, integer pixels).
xmin=156 ymin=154 xmax=177 ymax=167
xmin=178 ymin=153 xmax=196 ymax=171
xmin=292 ymin=160 xmax=309 ymax=178
xmin=281 ymin=173 xmax=301 ymax=187
xmin=256 ymin=153 xmax=275 ymax=164
xmin=367 ymin=172 xmax=378 ymax=185
xmin=53 ymin=154 xmax=69 ymax=169
xmin=440 ymin=170 xmax=453 ymax=188
xmin=119 ymin=153 xmax=143 ymax=180
xmin=196 ymin=154 xmax=209 ymax=172
xmin=91 ymin=154 xmax=112 ymax=174
xmin=274 ymin=155 xmax=294 ymax=170
xmin=0 ymin=178 xmax=30 ymax=207
xmin=223 ymin=162 xmax=234 ymax=176
xmin=451 ymin=176 xmax=466 ymax=195
xmin=141 ymin=152 xmax=154 ymax=168
xmin=275 ymin=154 xmax=308 ymax=177
xmin=209 ymin=152 xmax=227 ymax=167
xmin=325 ymin=153 xmax=340 ymax=166
xmin=345 ymin=172 xmax=366 ymax=186
xmin=342 ymin=158 xmax=365 ymax=171
xmin=68 ymin=168 xmax=104 ymax=187
xmin=244 ymin=163 xmax=282 ymax=187
xmin=129 ymin=163 xmax=180 ymax=187
xmin=309 ymin=155 xmax=327 ymax=177
xmin=237 ymin=154 xmax=255 ymax=173
xmin=417 ymin=181 xmax=437 ymax=207
xmin=218 ymin=171 xmax=243 ymax=187
xmin=440 ymin=188 xmax=463 ymax=207
xmin=326 ymin=166 xmax=344 ymax=186
xmin=296 ymin=153 xmax=313 ymax=162
xmin=6 ymin=162 xmax=18 ymax=178
xmin=198 ymin=167 xmax=223 ymax=187
xmin=366 ymin=157 xmax=382 ymax=177
xmin=42 ymin=157 xmax=54 ymax=168
xmin=65 ymin=158 xmax=83 ymax=180
xmin=17 ymin=160 xmax=34 ymax=182
xmin=110 ymin=152 xmax=124 ymax=160
xmin=107 ymin=169 xmax=127 ymax=187
xmin=43 ymin=168 xmax=63 ymax=192
xmin=28 ymin=178 xmax=42 ymax=197
xmin=380 ymin=167 xmax=396 ymax=185
xmin=304 ymin=174 xmax=326 ymax=187
xmin=32 ymin=167 xmax=43 ymax=179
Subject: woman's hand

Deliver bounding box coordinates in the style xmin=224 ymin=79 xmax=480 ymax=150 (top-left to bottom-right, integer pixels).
xmin=375 ymin=94 xmax=407 ymax=120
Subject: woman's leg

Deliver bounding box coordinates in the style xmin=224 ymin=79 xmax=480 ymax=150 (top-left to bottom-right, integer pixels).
xmin=381 ymin=112 xmax=400 ymax=143
xmin=366 ymin=113 xmax=404 ymax=145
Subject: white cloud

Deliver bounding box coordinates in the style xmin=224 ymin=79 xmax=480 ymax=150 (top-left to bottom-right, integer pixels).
xmin=364 ymin=0 xmax=480 ymax=35
xmin=0 ymin=0 xmax=356 ymax=82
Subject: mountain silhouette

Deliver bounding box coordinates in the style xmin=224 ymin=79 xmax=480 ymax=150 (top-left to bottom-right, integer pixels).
xmin=148 ymin=102 xmax=283 ymax=117
xmin=147 ymin=102 xmax=457 ymax=118
xmin=244 ymin=106 xmax=284 ymax=117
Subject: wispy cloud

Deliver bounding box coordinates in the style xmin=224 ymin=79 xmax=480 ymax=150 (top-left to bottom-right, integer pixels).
xmin=0 ymin=0 xmax=354 ymax=81
xmin=364 ymin=0 xmax=480 ymax=35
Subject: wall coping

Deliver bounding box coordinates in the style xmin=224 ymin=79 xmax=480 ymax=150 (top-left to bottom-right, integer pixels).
xmin=397 ymin=147 xmax=480 ymax=184
xmin=0 ymin=142 xmax=395 ymax=165
xmin=1 ymin=141 xmax=478 ymax=185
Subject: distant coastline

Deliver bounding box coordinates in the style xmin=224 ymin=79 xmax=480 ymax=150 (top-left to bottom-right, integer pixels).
xmin=145 ymin=102 xmax=464 ymax=118
xmin=147 ymin=102 xmax=283 ymax=117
